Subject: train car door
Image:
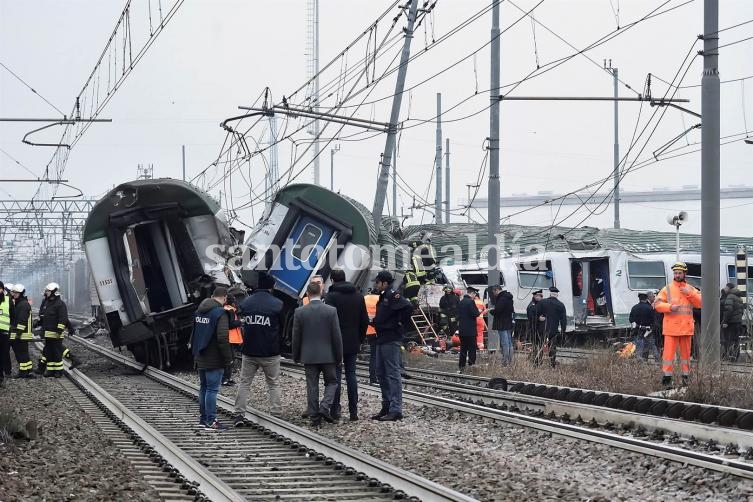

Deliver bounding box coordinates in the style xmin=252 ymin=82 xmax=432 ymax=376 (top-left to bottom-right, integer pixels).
xmin=571 ymin=258 xmax=615 ymax=328
xmin=270 ymin=216 xmax=335 ymax=296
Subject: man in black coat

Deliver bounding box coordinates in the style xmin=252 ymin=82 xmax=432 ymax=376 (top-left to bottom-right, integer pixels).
xmin=489 ymin=287 xmax=515 ymax=365
xmin=325 ymin=269 xmax=369 ymax=421
xmin=722 ymin=283 xmax=745 ymax=361
xmin=457 ymin=287 xmax=481 ymax=372
xmin=535 ymin=287 xmax=567 ymax=367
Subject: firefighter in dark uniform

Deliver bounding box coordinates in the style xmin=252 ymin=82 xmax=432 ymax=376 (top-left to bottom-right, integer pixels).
xmin=35 ymin=283 xmax=70 ymax=377
xmin=629 ymin=292 xmax=660 ymax=361
xmin=36 ymin=285 xmax=81 ymax=373
xmin=402 ymin=270 xmax=421 ymax=304
xmin=535 ymin=286 xmax=567 ymax=367
xmin=371 ymin=271 xmax=413 ymax=422
xmin=0 ymin=282 xmax=14 ymax=380
xmin=9 ymin=284 xmax=35 ymax=378
xmin=439 ymin=285 xmax=460 ymax=336
xmin=525 ymin=289 xmax=544 ymax=345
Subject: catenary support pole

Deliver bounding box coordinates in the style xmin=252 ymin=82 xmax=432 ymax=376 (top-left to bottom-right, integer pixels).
xmin=613 ymin=66 xmax=620 ymax=229
xmin=488 ymin=0 xmax=501 ymax=292
xmin=445 ymin=138 xmax=450 ymax=223
xmin=700 ymin=0 xmax=720 ymax=372
xmin=182 ymin=145 xmax=186 ymax=181
xmin=393 ymin=142 xmax=398 ymax=217
xmin=313 ymin=0 xmax=321 ymax=185
xmin=372 ymin=0 xmax=420 ymax=227
xmin=435 ymin=93 xmax=443 ymax=224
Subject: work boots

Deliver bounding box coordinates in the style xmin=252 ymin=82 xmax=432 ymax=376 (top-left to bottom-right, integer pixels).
xmin=68 ymin=354 xmax=82 ymax=370
xmin=661 ymin=375 xmax=672 ymax=389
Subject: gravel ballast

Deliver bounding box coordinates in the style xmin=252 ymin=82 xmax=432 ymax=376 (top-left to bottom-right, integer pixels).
xmin=184 ymin=361 xmax=753 ymax=501
xmin=76 ymin=335 xmax=753 ymax=501
xmin=0 ymin=372 xmax=158 ymax=501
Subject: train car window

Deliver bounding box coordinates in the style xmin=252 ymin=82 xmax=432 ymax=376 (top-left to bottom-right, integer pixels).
xmin=626 ymin=261 xmax=666 ymax=290
xmin=291 ymin=223 xmax=323 ymax=262
xmin=685 ymin=263 xmax=702 ymax=289
xmin=517 ymin=260 xmax=553 ymax=289
xmin=727 ymin=265 xmax=753 ymax=295
xmin=459 ymin=272 xmax=504 ymax=287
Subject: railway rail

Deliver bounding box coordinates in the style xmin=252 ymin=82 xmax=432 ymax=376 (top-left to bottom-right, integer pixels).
xmin=65 ymin=334 xmax=476 ymax=502
xmin=276 ymin=360 xmax=753 ymax=480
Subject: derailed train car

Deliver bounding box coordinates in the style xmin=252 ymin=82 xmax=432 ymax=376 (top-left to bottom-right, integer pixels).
xmin=239 ymin=183 xmax=380 ymax=349
xmin=83 ymin=179 xmax=240 ymax=367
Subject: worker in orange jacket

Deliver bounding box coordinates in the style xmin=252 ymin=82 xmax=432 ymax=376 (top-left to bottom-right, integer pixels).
xmin=364 ymin=290 xmax=379 ymax=384
xmin=653 ymin=261 xmax=702 ymax=388
xmin=472 ymin=290 xmax=487 ymax=350
xmin=222 ymin=299 xmax=244 ymax=386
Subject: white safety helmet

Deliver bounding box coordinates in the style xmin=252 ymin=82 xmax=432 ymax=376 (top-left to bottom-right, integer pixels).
xmin=11 ymin=284 xmax=24 ymax=294
xmin=5 ymin=283 xmax=13 ymax=291
xmin=45 ymin=282 xmax=61 ymax=295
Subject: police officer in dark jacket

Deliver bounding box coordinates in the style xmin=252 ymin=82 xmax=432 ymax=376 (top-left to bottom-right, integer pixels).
xmin=526 ymin=290 xmax=544 ymax=345
xmin=234 ymin=272 xmax=284 ymax=422
xmin=457 ymin=287 xmax=481 ymax=372
xmin=535 ymin=287 xmax=567 ymax=367
xmin=192 ymin=287 xmax=233 ymax=430
xmin=325 ymin=269 xmax=369 ymax=420
xmin=371 ymin=271 xmax=413 ymax=422
xmin=629 ymin=292 xmax=659 ymax=361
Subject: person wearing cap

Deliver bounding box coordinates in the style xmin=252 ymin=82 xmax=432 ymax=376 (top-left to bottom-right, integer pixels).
xmin=192 ymin=286 xmax=233 ymax=431
xmin=439 ymin=285 xmax=460 ymax=338
xmin=9 ymin=284 xmax=35 ymax=378
xmin=457 ymin=287 xmax=482 ymax=372
xmin=488 ymin=285 xmax=515 ymax=365
xmin=654 ymin=261 xmax=702 ymax=388
xmin=630 ymin=292 xmax=659 ymax=362
xmin=234 ymin=272 xmax=284 ymax=424
xmin=535 ymin=287 xmax=567 ymax=367
xmin=0 ymin=281 xmax=13 ymax=380
xmin=371 ymin=270 xmax=412 ymax=421
xmin=526 ymin=290 xmax=544 ymax=348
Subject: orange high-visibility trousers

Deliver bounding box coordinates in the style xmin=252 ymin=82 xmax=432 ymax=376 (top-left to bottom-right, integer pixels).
xmin=662 ymin=335 xmax=691 ymax=376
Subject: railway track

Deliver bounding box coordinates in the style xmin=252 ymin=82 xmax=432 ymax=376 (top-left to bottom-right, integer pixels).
xmin=65 ymin=335 xmax=476 ymax=502
xmin=279 ymin=359 xmax=753 ymax=480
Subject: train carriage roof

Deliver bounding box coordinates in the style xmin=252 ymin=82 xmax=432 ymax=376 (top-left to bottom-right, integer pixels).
xmin=83 ymin=179 xmax=221 ymax=242
xmin=400 ymin=223 xmax=753 ymax=262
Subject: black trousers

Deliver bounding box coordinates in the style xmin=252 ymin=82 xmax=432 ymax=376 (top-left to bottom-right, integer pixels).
xmin=43 ymin=338 xmax=64 ymax=372
xmin=533 ymin=332 xmax=558 ymax=367
xmin=11 ymin=339 xmax=32 ymax=373
xmin=722 ymin=323 xmax=742 ymax=361
xmin=0 ymin=330 xmax=11 ymax=376
xmin=458 ymin=336 xmax=477 ymax=368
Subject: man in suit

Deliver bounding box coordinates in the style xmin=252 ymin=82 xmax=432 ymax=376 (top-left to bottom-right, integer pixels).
xmin=292 ymin=282 xmax=343 ymax=426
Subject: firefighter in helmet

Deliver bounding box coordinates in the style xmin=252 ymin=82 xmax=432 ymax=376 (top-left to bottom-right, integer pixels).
xmin=402 ymin=270 xmax=421 ymax=305
xmin=438 ymin=285 xmax=460 ymax=337
xmin=9 ymin=284 xmax=35 ymax=378
xmin=35 ymin=283 xmax=71 ymax=377
xmin=654 ymin=261 xmax=702 ymax=388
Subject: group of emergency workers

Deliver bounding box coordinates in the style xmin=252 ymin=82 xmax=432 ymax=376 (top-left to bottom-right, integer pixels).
xmin=419 ymin=259 xmax=708 ymax=388
xmin=0 ymin=281 xmax=79 ymax=387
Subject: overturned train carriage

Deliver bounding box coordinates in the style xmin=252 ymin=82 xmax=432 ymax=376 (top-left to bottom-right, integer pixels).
xmin=240 ymin=184 xmax=386 ymax=350
xmin=83 ymin=179 xmax=239 ymax=367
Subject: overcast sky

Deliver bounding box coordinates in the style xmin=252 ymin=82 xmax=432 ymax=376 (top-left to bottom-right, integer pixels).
xmin=1 ymin=0 xmax=752 ymax=237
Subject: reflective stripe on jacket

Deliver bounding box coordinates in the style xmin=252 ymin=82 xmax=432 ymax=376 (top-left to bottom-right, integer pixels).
xmin=365 ymin=294 xmax=379 ymax=336
xmin=0 ymin=295 xmax=10 ymax=332
xmin=654 ymin=281 xmax=702 ymax=337
xmin=10 ymin=297 xmax=32 ymax=340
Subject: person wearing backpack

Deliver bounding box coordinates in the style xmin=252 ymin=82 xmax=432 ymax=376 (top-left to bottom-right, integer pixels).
xmin=192 ymin=287 xmax=233 ymax=431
